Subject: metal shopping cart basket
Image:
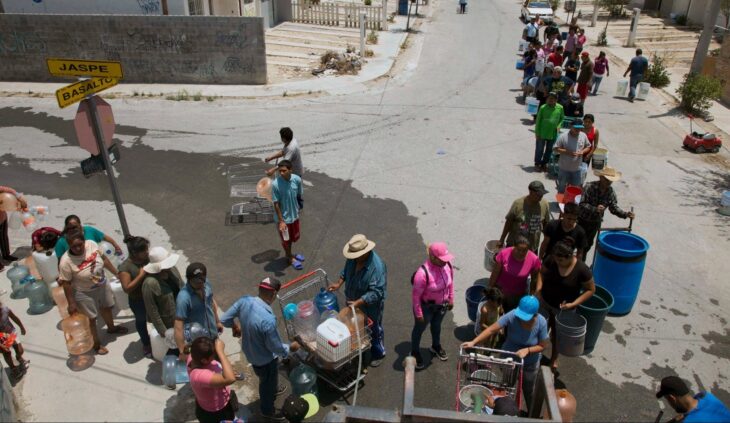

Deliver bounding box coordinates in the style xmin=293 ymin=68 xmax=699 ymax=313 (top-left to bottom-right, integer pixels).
xmin=455 ymin=346 xmax=524 ymax=413
xmin=225 ymin=163 xmax=275 ymax=225
xmin=276 ymin=269 xmax=372 ymax=393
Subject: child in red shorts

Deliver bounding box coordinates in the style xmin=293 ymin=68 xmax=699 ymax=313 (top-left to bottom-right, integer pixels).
xmin=0 ymin=302 xmax=29 ymax=378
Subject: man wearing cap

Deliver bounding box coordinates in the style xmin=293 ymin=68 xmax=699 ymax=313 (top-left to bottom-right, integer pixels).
xmin=220 ymin=278 xmax=300 ymax=422
xmin=272 ymin=160 xmax=305 ymax=270
xmin=282 ymin=393 xmax=319 ymax=423
xmin=499 ymin=182 xmax=551 ymax=252
xmin=141 ymin=247 xmax=183 ymax=348
xmin=576 ymin=51 xmax=593 ymax=102
xmin=464 ymin=295 xmax=549 ymax=410
xmin=174 ymin=262 xmax=225 ymax=361
xmin=554 ymin=119 xmax=591 ymax=194
xmin=328 ymin=234 xmax=388 ymax=367
xmin=410 ymin=242 xmax=455 ymax=369
xmin=534 ymin=91 xmax=565 ymax=171
xmin=578 ymin=167 xmax=635 ymax=259
xmin=656 ymin=376 xmax=730 ymax=422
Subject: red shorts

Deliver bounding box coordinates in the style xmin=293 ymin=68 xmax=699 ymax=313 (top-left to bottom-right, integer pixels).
xmin=278 ymin=219 xmax=300 ymax=248
xmin=577 ymin=83 xmax=589 ymax=100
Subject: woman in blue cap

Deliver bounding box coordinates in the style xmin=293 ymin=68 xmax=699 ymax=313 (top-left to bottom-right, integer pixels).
xmin=463 ymin=295 xmax=549 ymax=410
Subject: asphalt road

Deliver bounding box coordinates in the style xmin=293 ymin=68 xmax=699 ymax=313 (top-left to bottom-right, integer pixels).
xmin=1 ymin=0 xmax=729 ymax=420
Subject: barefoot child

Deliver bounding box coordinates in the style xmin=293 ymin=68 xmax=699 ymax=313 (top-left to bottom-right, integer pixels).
xmin=475 ymin=287 xmax=503 ymax=348
xmin=0 ymin=302 xmax=29 ymax=378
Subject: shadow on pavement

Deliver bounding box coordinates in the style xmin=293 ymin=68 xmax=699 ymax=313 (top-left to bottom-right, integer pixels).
xmin=122 ymin=339 xmax=145 ymax=364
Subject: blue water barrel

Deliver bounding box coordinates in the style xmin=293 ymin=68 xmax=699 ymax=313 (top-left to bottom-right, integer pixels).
xmin=593 ymin=232 xmax=649 ymax=315
xmin=398 ymin=0 xmax=408 ymax=15
xmin=465 ymin=285 xmax=485 ymax=322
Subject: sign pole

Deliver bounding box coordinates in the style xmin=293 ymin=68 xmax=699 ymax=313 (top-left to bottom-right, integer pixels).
xmin=86 ymin=97 xmax=131 ymax=239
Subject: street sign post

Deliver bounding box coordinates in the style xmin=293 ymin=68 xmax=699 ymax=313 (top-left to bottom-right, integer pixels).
xmin=55 ymin=77 xmax=118 ymax=108
xmin=47 ymin=59 xmax=124 ymax=79
xmin=74 ymin=97 xmax=115 ymax=155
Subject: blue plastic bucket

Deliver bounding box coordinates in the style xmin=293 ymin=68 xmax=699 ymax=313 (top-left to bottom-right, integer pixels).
xmin=516 ymin=60 xmax=525 ymax=70
xmin=593 ymin=232 xmax=649 ymax=315
xmin=466 ymin=285 xmax=485 ymax=322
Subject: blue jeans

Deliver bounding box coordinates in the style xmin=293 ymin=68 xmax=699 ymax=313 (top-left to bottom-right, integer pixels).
xmin=128 ymin=297 xmax=151 ymax=347
xmin=252 ymin=359 xmax=279 ymax=416
xmin=370 ymin=319 xmax=386 ymax=360
xmin=591 ymin=75 xmax=604 ymax=94
xmin=410 ymin=303 xmax=447 ymax=353
xmin=629 ymin=74 xmax=643 ymax=99
xmin=534 ymin=138 xmax=556 ymax=166
xmin=557 ymin=169 xmax=582 ymax=193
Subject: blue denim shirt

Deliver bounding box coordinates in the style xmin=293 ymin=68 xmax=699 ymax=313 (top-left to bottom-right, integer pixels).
xmin=175 ymin=281 xmax=218 ymax=339
xmin=220 ymin=296 xmax=289 ymax=367
xmin=340 ymin=251 xmax=387 ymax=323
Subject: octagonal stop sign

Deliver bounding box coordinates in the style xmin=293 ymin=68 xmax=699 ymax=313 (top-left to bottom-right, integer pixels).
xmin=74 ymin=97 xmax=114 ymax=155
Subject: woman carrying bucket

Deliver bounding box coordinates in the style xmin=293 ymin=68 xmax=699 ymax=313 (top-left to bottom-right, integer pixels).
xmin=535 ymin=239 xmax=595 ymax=372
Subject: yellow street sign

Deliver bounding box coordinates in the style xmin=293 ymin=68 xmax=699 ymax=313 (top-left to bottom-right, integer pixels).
xmin=47 ymin=59 xmax=124 ymax=79
xmin=55 ymin=77 xmax=118 ymax=108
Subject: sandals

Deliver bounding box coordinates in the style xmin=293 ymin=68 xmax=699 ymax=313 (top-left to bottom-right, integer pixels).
xmin=294 ymin=254 xmax=305 ymax=262
xmin=107 ymin=326 xmax=129 ymax=335
xmin=291 ymin=260 xmax=303 ymax=270
xmin=94 ymin=346 xmax=109 ymax=355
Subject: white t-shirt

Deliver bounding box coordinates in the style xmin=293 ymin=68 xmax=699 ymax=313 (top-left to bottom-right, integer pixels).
xmin=59 ymin=240 xmax=107 ymax=292
xmin=555 ymin=131 xmax=590 ymax=172
xmin=283 ymin=138 xmax=304 ymax=177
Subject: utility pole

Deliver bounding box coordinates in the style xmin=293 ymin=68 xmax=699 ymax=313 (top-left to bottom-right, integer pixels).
xmin=690 ymin=0 xmax=721 ymax=74
xmin=161 ymin=0 xmax=169 ymax=15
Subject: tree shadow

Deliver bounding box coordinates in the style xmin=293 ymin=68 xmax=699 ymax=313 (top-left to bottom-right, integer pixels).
xmin=647 ymin=106 xmax=686 ymax=120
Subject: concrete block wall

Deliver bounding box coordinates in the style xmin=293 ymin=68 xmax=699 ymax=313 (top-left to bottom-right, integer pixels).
xmin=1 ymin=0 xmax=188 ymax=15
xmin=0 ymin=14 xmax=267 ymax=84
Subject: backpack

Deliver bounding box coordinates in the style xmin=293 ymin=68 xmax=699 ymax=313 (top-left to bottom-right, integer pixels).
xmin=410 ymin=262 xmax=454 ymax=285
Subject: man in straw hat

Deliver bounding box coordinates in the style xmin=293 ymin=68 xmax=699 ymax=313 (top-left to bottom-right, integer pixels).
xmin=328 ymin=234 xmax=388 ymax=367
xmin=578 ymin=166 xmax=635 ymax=259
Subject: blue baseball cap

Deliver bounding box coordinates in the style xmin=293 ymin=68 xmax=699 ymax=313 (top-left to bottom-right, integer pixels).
xmin=514 ymin=295 xmax=540 ymax=321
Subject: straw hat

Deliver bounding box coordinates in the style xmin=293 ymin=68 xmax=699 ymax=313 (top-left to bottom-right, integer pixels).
xmin=143 ymin=246 xmax=179 ymax=274
xmin=593 ymin=166 xmax=622 ymax=182
xmin=342 ymin=234 xmax=376 ymax=259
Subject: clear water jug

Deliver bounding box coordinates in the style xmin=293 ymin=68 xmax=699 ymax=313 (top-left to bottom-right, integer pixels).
xmin=289 ymin=364 xmax=318 ymax=396
xmin=314 ymin=288 xmax=339 ymax=314
xmin=25 ymin=276 xmax=54 ymax=315
xmin=51 ymin=284 xmax=70 ymax=319
xmin=294 ymin=300 xmax=319 ymax=344
xmin=7 ymin=263 xmax=30 ymax=299
xmin=162 ymin=355 xmax=189 ymax=386
xmin=62 ymin=314 xmax=94 ymax=355
xmin=12 ymin=275 xmax=33 ymax=300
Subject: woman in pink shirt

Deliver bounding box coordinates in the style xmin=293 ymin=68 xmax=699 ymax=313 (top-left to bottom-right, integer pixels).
xmin=0 ymin=186 xmax=27 ymax=271
xmin=410 ymin=242 xmax=455 ymax=370
xmin=489 ymin=235 xmax=542 ymax=313
xmin=188 ymin=337 xmax=238 ymax=423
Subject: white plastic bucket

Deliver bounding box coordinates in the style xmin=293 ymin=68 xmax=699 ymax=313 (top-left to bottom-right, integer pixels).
xmin=483 ymin=240 xmax=502 ymax=272
xmin=592 ymin=148 xmax=608 ymax=170
xmin=615 ymin=80 xmax=629 ymax=96
xmin=526 ymin=97 xmax=540 ymax=115
xmin=518 ymin=40 xmax=529 ymax=52
xmin=636 ymin=82 xmax=650 ymax=100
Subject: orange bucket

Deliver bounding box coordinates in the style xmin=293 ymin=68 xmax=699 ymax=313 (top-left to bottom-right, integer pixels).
xmin=563 ymin=185 xmax=582 ymax=204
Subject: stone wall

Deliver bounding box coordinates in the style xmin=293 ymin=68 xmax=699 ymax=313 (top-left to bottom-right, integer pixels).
xmin=0 ymin=14 xmax=267 ymax=84
xmin=716 ymin=40 xmax=730 ymax=105
xmin=1 ymin=0 xmax=188 ymax=15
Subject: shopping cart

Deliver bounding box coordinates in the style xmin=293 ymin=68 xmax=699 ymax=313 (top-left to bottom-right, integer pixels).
xmin=455 ymin=346 xmax=523 ymax=413
xmin=276 ymin=269 xmax=372 ymax=393
xmin=225 ymin=163 xmax=275 ymax=225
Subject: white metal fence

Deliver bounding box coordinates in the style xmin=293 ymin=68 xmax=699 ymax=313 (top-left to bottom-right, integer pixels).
xmin=291 ymin=0 xmax=387 ymax=30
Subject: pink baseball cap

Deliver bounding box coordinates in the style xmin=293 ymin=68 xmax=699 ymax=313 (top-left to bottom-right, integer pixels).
xmin=429 ymin=242 xmax=454 ymax=262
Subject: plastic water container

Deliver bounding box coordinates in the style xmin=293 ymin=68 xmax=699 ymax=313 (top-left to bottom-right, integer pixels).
xmin=109 ymin=278 xmax=129 ymax=314
xmin=162 ymin=355 xmax=189 ymax=386
xmin=578 ymin=284 xmax=614 ymax=354
xmin=51 ymin=284 xmax=70 ymax=319
xmin=12 ymin=275 xmax=32 ymax=300
xmin=7 ymin=263 xmax=30 ymax=299
xmin=636 ymin=82 xmax=650 ymax=100
xmin=483 ymin=240 xmax=502 ymax=272
xmin=338 ymin=306 xmax=366 ymax=337
xmin=615 ymin=80 xmax=629 ymax=96
xmin=316 ymin=318 xmax=351 ymax=363
xmin=466 ymin=285 xmax=486 ymax=322
xmin=314 ymin=287 xmax=339 ymax=314
xmin=290 ymin=364 xmax=318 ymax=396
xmin=294 ymin=300 xmax=319 ymax=344
xmin=256 ymin=177 xmax=273 ymax=201
xmin=518 ymin=40 xmax=529 ymax=52
xmin=525 ymin=97 xmax=540 ymax=115
xmin=555 ymin=311 xmax=586 ymax=357
xmin=592 ymin=148 xmax=608 ymax=170
xmin=25 ymin=276 xmax=54 ymax=315
xmin=33 ymin=250 xmax=59 ymax=283
xmin=556 ymin=389 xmax=578 ymax=422
xmin=62 ymin=313 xmax=94 ymax=355
xmin=516 ymin=60 xmax=525 ymax=70
xmin=593 ymin=232 xmax=650 ymax=315
xmin=149 ymin=327 xmax=168 ymax=362
xmin=563 ymin=185 xmax=582 ymax=204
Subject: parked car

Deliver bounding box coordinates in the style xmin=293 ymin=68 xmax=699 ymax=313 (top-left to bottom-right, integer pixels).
xmin=521 ymin=1 xmax=554 ymax=23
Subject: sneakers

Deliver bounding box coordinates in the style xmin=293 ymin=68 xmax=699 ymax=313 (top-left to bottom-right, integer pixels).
xmin=411 ymin=351 xmax=425 ymax=370
xmin=369 ymin=357 xmax=384 ymax=367
xmin=262 ymin=411 xmax=287 ymax=422
xmin=276 ymin=384 xmax=288 ymax=397
xmin=430 ymin=345 xmax=448 ymax=361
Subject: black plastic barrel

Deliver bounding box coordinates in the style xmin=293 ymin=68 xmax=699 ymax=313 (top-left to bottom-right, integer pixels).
xmin=578 ymin=284 xmax=614 ymax=355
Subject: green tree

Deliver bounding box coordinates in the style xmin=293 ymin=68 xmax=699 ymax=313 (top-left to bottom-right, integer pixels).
xmin=721 ymin=0 xmax=730 ymax=29
xmin=676 ymin=73 xmax=723 ymax=114
xmin=598 ymin=0 xmax=630 ymax=32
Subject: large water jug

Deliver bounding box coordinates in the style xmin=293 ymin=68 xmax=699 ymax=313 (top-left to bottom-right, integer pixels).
xmin=289 ymin=364 xmax=318 ymax=396
xmin=149 ymin=327 xmax=168 ymax=362
xmin=11 ymin=275 xmax=32 ymax=300
xmin=338 ymin=306 xmax=366 ymax=337
xmin=314 ymin=288 xmax=339 ymax=314
xmin=162 ymin=355 xmax=189 ymax=386
xmin=61 ymin=314 xmax=94 ymax=355
xmin=184 ymin=322 xmax=207 ymax=343
xmin=7 ymin=263 xmax=30 ymax=299
xmin=294 ymin=300 xmax=319 ymax=344
xmin=32 ymin=250 xmax=59 ymax=283
xmin=51 ymin=284 xmax=70 ymax=319
xmin=109 ymin=278 xmax=129 ymax=314
xmin=25 ymin=276 xmax=54 ymax=315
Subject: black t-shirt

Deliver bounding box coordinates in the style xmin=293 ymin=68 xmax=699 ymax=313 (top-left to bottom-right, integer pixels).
xmin=543 ymin=220 xmax=587 ymax=257
xmin=563 ymin=58 xmax=580 ymax=81
xmin=541 ymin=256 xmax=593 ymax=308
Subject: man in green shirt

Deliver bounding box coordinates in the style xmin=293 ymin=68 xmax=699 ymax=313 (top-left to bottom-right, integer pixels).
xmin=534 ymin=92 xmax=565 ymax=171
xmin=498 ymin=181 xmax=551 ymax=252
